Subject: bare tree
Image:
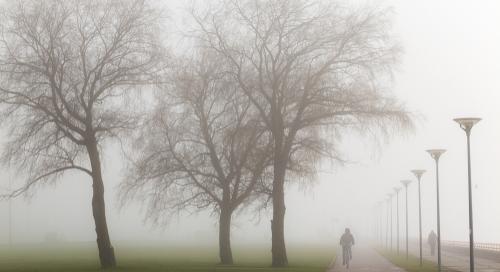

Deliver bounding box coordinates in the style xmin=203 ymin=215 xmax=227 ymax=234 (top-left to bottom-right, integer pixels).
xmin=0 ymin=0 xmax=164 ymax=268
xmin=190 ymin=0 xmax=412 ymax=266
xmin=119 ymin=52 xmax=272 ymax=265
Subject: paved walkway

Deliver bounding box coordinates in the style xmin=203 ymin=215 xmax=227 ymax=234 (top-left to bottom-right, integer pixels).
xmin=327 ymin=246 xmax=405 ymax=272
xmin=408 ymin=242 xmax=500 ymax=272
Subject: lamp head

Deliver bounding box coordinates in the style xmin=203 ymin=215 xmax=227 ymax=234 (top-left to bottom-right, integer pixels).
xmin=426 ymin=149 xmax=446 ymax=161
xmin=411 ymin=169 xmax=426 ymax=179
xmin=394 ymin=187 xmax=401 ymax=193
xmin=400 ymin=179 xmax=412 ymax=187
xmin=454 ymin=117 xmax=481 ymax=132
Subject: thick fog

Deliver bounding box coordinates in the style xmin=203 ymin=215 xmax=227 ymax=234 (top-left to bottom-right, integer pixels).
xmin=1 ymin=0 xmax=500 ymax=249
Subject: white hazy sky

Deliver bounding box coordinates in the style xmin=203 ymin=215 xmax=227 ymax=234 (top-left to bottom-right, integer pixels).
xmin=1 ymin=0 xmax=500 ymax=248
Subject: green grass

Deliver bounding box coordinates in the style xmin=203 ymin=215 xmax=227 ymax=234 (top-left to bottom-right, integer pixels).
xmin=0 ymin=242 xmax=335 ymax=272
xmin=378 ymin=250 xmax=458 ymax=272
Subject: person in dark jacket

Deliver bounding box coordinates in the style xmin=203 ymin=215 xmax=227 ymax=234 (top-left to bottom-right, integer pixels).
xmin=340 ymin=228 xmax=355 ymax=266
xmin=428 ymin=230 xmax=437 ymax=256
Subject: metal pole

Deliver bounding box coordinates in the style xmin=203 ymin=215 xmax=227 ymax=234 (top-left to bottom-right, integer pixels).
xmin=8 ymin=179 xmax=12 ymax=248
xmin=396 ymin=190 xmax=400 ymax=255
xmin=376 ymin=204 xmax=380 ymax=245
xmin=378 ymin=205 xmax=381 ymax=245
xmin=405 ymin=185 xmax=409 ymax=260
xmin=453 ymin=118 xmax=480 ymax=272
xmin=466 ymin=131 xmax=475 ymax=272
xmin=390 ymin=196 xmax=393 ymax=251
xmin=374 ymin=206 xmax=376 ymax=243
xmin=386 ymin=199 xmax=389 ymax=249
xmin=378 ymin=203 xmax=384 ymax=245
xmin=376 ymin=205 xmax=379 ymax=244
xmin=418 ymin=176 xmax=423 ymax=266
xmin=380 ymin=204 xmax=383 ymax=245
xmin=436 ymin=159 xmax=442 ymax=272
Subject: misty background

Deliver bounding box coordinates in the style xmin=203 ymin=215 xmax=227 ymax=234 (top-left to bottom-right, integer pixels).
xmin=1 ymin=0 xmax=499 ymax=248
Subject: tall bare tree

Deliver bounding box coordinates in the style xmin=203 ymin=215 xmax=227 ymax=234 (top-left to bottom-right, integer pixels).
xmin=190 ymin=0 xmax=412 ymax=266
xmin=0 ymin=0 xmax=164 ymax=268
xmin=120 ymin=52 xmax=272 ymax=264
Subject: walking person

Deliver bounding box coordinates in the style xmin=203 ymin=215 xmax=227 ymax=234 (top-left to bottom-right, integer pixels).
xmin=428 ymin=230 xmax=437 ymax=256
xmin=340 ymin=228 xmax=355 ymax=268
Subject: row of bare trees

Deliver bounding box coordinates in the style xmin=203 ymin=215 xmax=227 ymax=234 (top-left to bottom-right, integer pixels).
xmin=0 ymin=0 xmax=411 ymax=268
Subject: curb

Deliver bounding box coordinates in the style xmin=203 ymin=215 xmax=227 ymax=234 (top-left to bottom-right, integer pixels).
xmin=326 ymin=248 xmax=338 ymax=271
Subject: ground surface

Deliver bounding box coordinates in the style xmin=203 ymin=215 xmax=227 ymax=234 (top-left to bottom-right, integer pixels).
xmin=408 ymin=242 xmax=500 ymax=272
xmin=379 ymin=249 xmax=462 ymax=272
xmin=327 ymin=246 xmax=404 ymax=272
xmin=0 ymin=242 xmax=334 ymax=272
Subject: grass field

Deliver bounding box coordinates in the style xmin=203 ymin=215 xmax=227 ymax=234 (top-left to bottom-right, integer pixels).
xmin=378 ymin=250 xmax=459 ymax=272
xmin=0 ymin=242 xmax=335 ymax=272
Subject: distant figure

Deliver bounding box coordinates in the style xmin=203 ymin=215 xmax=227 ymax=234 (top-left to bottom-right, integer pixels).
xmin=340 ymin=228 xmax=355 ymax=267
xmin=428 ymin=230 xmax=437 ymax=256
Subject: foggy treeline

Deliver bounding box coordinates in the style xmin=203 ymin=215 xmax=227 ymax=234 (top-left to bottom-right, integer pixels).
xmin=0 ymin=0 xmax=411 ymax=268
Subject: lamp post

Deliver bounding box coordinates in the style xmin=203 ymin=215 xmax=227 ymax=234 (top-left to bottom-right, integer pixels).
xmin=373 ymin=204 xmax=378 ymax=244
xmin=411 ymin=169 xmax=425 ymax=266
xmin=401 ymin=180 xmax=412 ymax=260
xmin=454 ymin=117 xmax=481 ymax=272
xmin=386 ymin=196 xmax=390 ymax=249
xmin=378 ymin=201 xmax=383 ymax=245
xmin=388 ymin=193 xmax=393 ymax=251
xmin=427 ymin=149 xmax=446 ymax=272
xmin=8 ymin=179 xmax=12 ymax=248
xmin=394 ymin=187 xmax=401 ymax=255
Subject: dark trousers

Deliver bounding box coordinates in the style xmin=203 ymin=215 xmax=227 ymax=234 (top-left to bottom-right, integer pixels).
xmin=342 ymin=246 xmax=352 ymax=265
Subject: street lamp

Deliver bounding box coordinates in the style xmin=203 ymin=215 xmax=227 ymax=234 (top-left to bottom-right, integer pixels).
xmin=401 ymin=180 xmax=412 ymax=260
xmin=373 ymin=204 xmax=379 ymax=244
xmin=378 ymin=201 xmax=384 ymax=245
xmin=411 ymin=169 xmax=426 ymax=266
xmin=388 ymin=193 xmax=394 ymax=251
xmin=386 ymin=196 xmax=390 ymax=250
xmin=427 ymin=149 xmax=446 ymax=272
xmin=394 ymin=187 xmax=401 ymax=255
xmin=7 ymin=179 xmax=12 ymax=248
xmin=454 ymin=117 xmax=481 ymax=272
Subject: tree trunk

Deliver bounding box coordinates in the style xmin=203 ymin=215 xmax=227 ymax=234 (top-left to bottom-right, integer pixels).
xmin=271 ymin=155 xmax=288 ymax=267
xmin=219 ymin=205 xmax=234 ymax=265
xmin=87 ymin=139 xmax=116 ymax=269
